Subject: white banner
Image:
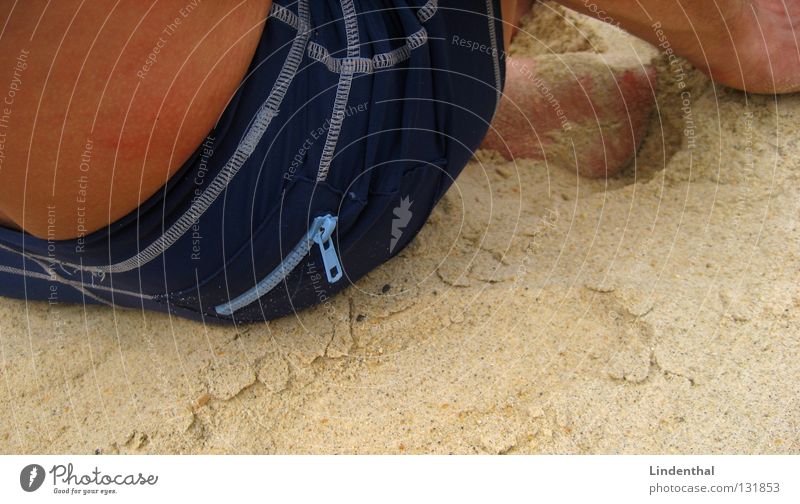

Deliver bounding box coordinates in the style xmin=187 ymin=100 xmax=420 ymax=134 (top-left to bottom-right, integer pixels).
xmin=1 ymin=455 xmax=796 ymax=503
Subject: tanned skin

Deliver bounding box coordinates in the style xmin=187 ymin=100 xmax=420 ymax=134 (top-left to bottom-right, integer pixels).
xmin=0 ymin=0 xmax=271 ymax=239
xmin=1 ymin=0 xmax=798 ymax=238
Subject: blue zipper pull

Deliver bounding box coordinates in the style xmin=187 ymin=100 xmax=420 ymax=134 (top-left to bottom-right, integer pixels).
xmin=312 ymin=214 xmax=343 ymax=284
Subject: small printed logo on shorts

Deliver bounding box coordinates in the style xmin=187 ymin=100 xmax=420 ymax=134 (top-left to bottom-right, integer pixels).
xmin=389 ymin=195 xmax=413 ymax=253
xmin=20 ymin=464 xmax=45 ymax=492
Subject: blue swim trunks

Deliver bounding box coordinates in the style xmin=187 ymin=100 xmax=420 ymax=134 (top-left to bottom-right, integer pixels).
xmin=0 ymin=0 xmax=505 ymax=323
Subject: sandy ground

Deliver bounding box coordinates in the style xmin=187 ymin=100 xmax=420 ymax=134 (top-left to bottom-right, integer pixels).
xmin=1 ymin=4 xmax=798 ymax=454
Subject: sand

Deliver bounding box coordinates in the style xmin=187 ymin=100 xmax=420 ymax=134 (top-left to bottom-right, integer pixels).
xmin=1 ymin=4 xmax=798 ymax=454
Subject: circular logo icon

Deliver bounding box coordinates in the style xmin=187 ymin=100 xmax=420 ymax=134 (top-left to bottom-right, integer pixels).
xmin=20 ymin=464 xmax=45 ymax=492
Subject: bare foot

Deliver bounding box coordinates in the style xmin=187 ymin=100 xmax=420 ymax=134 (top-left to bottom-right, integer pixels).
xmin=490 ymin=0 xmax=656 ymax=178
xmin=482 ymin=54 xmax=656 ymax=178
xmin=716 ymin=0 xmax=800 ymax=93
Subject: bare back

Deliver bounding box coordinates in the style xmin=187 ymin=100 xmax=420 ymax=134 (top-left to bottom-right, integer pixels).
xmin=0 ymin=0 xmax=271 ymax=239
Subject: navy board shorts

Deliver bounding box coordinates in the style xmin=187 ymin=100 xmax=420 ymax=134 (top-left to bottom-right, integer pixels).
xmin=0 ymin=0 xmax=506 ymax=324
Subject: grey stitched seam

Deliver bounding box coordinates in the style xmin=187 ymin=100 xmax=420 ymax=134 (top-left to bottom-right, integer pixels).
xmin=315 ymin=0 xmax=360 ymax=182
xmin=484 ymin=0 xmax=503 ymax=115
xmin=270 ymin=3 xmax=310 ymax=31
xmin=0 ymin=264 xmax=52 ymax=281
xmin=307 ymin=27 xmax=428 ymax=75
xmin=24 ymin=0 xmax=312 ymax=274
xmin=315 ymin=70 xmax=354 ymax=181
xmin=303 ymin=0 xmax=437 ymax=75
xmin=0 ymin=256 xmax=152 ymax=302
xmin=15 ymin=0 xmax=438 ymax=275
xmin=340 ymin=0 xmax=360 ymax=58
xmin=417 ymin=0 xmax=438 ymax=22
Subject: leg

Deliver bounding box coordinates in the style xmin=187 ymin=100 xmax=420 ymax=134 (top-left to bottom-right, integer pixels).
xmin=486 ymin=0 xmax=800 ymax=177
xmin=501 ymin=0 xmax=535 ymax=50
xmin=554 ymin=0 xmax=800 ymax=94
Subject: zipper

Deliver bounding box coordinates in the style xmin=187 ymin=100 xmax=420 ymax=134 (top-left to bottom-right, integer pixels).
xmin=214 ymin=214 xmax=343 ymax=316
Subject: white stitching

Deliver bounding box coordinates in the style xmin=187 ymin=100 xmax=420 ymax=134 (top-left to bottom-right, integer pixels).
xmin=417 ymin=0 xmax=438 ymax=22
xmin=305 ymin=0 xmax=437 ymax=76
xmin=269 ymin=3 xmax=309 ymax=31
xmin=0 ymin=264 xmax=52 ymax=282
xmin=9 ymin=0 xmax=441 ymax=274
xmin=0 ymin=251 xmax=154 ymax=302
xmin=307 ymin=27 xmax=428 ymax=75
xmin=485 ymin=0 xmax=503 ymax=115
xmin=23 ymin=0 xmax=312 ymax=274
xmin=316 ymin=70 xmax=354 ymax=181
xmin=315 ymin=0 xmax=359 ymax=182
xmin=341 ymin=0 xmax=360 ymax=58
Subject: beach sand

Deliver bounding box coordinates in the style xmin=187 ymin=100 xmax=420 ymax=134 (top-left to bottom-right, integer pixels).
xmin=2 ymin=3 xmax=798 ymax=454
